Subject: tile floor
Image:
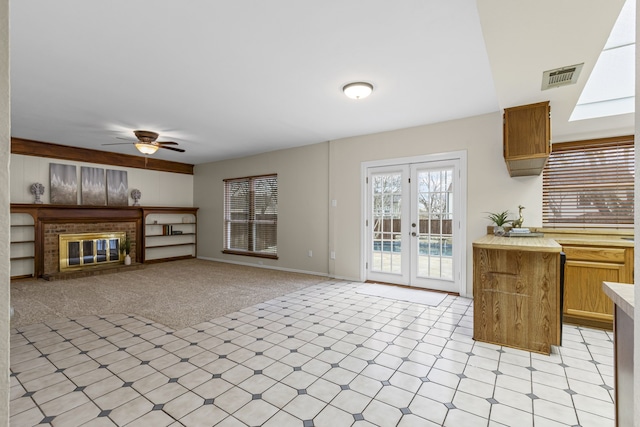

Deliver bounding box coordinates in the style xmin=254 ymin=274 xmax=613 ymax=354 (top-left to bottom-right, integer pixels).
xmin=10 ymin=280 xmax=615 ymax=427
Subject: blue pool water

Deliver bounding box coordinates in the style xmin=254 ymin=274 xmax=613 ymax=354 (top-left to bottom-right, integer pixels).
xmin=373 ymin=240 xmax=452 ymax=256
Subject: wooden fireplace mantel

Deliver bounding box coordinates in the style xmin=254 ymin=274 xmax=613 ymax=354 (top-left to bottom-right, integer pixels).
xmin=11 ymin=203 xmax=198 ymax=220
xmin=10 ymin=204 xmax=199 ymax=278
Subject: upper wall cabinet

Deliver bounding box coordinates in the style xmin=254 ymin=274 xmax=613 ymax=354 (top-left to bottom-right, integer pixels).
xmin=503 ymin=101 xmax=551 ymax=177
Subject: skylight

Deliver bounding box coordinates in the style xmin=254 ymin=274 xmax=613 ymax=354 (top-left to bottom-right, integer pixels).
xmin=570 ymin=0 xmax=635 ymax=121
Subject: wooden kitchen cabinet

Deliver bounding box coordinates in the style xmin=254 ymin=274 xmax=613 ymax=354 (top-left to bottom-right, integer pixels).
xmin=503 ymin=101 xmax=551 ymax=177
xmin=563 ymin=244 xmax=634 ymax=329
xmin=473 ymin=235 xmax=561 ymax=354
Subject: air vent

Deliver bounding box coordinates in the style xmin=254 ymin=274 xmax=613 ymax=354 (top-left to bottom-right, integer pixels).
xmin=541 ymin=63 xmax=584 ymax=90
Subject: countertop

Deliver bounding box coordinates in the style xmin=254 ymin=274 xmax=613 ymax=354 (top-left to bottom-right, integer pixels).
xmin=531 ymin=228 xmax=634 ymax=248
xmin=602 ymin=282 xmax=634 ymax=319
xmin=473 ymin=235 xmax=562 ymax=252
xmin=485 ymin=227 xmax=634 ymax=248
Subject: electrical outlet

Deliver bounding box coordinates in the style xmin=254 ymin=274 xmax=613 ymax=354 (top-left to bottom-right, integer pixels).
xmin=330 ymin=251 xmax=336 ymax=259
xmin=308 ymin=250 xmax=313 ymax=257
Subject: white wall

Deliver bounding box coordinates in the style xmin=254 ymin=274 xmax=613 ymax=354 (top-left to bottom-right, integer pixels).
xmin=10 ymin=154 xmax=194 ymax=207
xmin=328 ymin=112 xmax=542 ymax=295
xmin=194 ymin=142 xmax=330 ymax=275
xmin=194 ymin=111 xmax=543 ymax=296
xmin=1 ymin=0 xmax=10 ymax=424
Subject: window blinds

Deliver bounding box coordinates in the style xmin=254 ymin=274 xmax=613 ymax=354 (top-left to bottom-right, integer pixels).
xmin=542 ymin=136 xmax=634 ymax=227
xmin=224 ymin=174 xmax=278 ymax=257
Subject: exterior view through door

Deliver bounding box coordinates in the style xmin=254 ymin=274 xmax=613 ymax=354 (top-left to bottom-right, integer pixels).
xmin=366 ymin=155 xmax=464 ymax=293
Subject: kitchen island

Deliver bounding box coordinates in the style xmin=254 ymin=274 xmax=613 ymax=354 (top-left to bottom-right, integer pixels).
xmin=473 ymin=235 xmax=562 ymax=354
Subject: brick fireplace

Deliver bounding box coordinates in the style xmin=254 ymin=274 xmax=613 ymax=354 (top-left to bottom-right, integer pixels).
xmin=11 ymin=204 xmax=144 ymax=278
xmin=10 ymin=204 xmax=197 ymax=279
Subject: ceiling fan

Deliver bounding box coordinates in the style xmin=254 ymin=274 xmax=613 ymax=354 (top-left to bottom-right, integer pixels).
xmin=103 ymin=130 xmax=185 ymax=155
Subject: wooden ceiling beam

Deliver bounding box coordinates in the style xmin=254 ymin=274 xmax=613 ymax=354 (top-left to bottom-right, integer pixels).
xmin=11 ymin=137 xmax=194 ymax=175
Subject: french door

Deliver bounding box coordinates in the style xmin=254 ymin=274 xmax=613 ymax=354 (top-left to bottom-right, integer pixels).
xmin=366 ymin=157 xmax=463 ymax=292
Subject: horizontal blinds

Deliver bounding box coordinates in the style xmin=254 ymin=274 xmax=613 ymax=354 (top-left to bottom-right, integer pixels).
xmin=224 ymin=174 xmax=278 ymax=255
xmin=542 ymin=136 xmax=634 ymax=227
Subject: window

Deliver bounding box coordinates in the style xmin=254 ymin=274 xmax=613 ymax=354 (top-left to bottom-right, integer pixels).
xmin=224 ymin=174 xmax=278 ymax=258
xmin=542 ymin=136 xmax=634 ymax=227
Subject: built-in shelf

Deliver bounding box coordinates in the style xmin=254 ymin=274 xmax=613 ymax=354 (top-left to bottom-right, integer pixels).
xmin=146 ymin=223 xmax=195 ymax=228
xmin=10 ymin=256 xmax=35 ymax=261
xmin=10 ymin=211 xmax=35 ymax=279
xmin=147 ymin=233 xmax=196 ymax=237
xmin=146 ymin=242 xmax=196 ymax=249
xmin=9 ymin=204 xmax=198 ymax=278
xmin=143 ymin=209 xmax=197 ymax=262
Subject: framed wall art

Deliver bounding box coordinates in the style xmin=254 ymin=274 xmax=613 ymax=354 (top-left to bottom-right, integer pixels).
xmin=50 ymin=163 xmax=78 ymax=205
xmin=106 ymin=169 xmax=128 ymax=206
xmin=81 ymin=166 xmax=106 ymax=205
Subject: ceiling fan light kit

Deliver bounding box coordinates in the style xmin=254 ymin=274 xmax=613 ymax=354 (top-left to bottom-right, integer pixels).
xmin=103 ymin=129 xmax=186 ymax=155
xmin=135 ymin=143 xmax=159 ymax=155
xmin=343 ymin=82 xmax=373 ymax=100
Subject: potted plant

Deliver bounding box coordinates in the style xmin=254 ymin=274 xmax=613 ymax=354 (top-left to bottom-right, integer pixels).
xmin=120 ymin=235 xmax=132 ymax=265
xmin=485 ymin=210 xmax=511 ymax=236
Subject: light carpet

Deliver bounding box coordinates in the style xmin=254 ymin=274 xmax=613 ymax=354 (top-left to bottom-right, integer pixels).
xmin=356 ymin=283 xmax=447 ymax=306
xmin=10 ymin=259 xmax=328 ymax=330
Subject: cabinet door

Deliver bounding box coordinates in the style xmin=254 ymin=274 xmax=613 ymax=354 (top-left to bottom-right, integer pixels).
xmin=504 ymin=101 xmax=550 ymax=159
xmin=564 ymin=260 xmax=624 ymax=323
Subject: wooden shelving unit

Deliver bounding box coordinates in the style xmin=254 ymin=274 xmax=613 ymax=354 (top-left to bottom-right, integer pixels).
xmin=9 ymin=204 xmax=198 ymax=278
xmin=142 ymin=208 xmax=198 ymax=263
xmin=10 ymin=214 xmax=35 ymax=279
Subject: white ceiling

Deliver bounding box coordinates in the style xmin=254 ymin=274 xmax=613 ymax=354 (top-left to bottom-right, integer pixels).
xmin=9 ymin=0 xmax=631 ymax=165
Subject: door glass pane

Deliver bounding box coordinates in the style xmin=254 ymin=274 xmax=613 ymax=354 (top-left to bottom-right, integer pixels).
xmin=371 ymin=172 xmax=403 ymax=274
xmin=416 ymin=167 xmax=453 ymax=279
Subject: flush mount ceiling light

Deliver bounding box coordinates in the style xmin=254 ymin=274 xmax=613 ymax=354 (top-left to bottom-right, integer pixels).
xmin=135 ymin=143 xmax=159 ymax=155
xmin=343 ymin=82 xmax=373 ymax=99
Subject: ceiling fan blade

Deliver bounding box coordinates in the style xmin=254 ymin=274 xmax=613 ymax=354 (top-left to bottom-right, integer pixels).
xmin=159 ymin=145 xmax=185 ymax=153
xmin=116 ymin=136 xmax=136 ymax=141
xmin=102 ymin=142 xmax=134 ymax=146
xmin=156 ymin=141 xmax=179 ymax=146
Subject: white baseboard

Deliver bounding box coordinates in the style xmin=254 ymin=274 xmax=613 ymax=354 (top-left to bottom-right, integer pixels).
xmin=196 ymin=256 xmax=332 ymax=279
xmin=328 ymin=274 xmax=361 ymax=282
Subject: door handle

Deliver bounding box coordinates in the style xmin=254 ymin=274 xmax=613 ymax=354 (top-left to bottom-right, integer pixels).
xmin=411 ymin=232 xmax=417 ymax=237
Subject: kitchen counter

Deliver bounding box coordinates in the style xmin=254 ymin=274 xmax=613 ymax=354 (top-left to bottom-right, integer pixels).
xmin=473 ymin=234 xmax=562 ymax=252
xmin=531 ymin=228 xmax=634 ymax=248
xmin=602 ymin=281 xmax=634 ymax=427
xmin=485 ymin=227 xmax=634 ymax=248
xmin=603 ymin=282 xmax=634 ymax=319
xmin=476 ymin=230 xmax=633 ymax=330
xmin=472 ymin=236 xmax=561 ymax=354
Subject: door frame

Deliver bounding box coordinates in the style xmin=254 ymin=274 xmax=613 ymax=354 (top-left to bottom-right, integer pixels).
xmin=360 ymin=150 xmax=467 ymax=296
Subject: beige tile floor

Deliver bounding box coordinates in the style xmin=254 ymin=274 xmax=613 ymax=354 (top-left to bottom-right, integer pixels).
xmin=10 ymin=280 xmax=614 ymax=426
